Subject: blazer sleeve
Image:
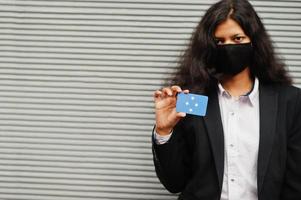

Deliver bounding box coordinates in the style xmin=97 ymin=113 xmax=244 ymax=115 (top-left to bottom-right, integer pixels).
xmin=281 ymin=88 xmax=301 ymax=199
xmin=152 ymin=118 xmax=195 ymax=193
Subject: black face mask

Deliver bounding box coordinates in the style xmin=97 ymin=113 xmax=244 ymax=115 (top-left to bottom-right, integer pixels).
xmin=213 ymin=43 xmax=253 ymax=76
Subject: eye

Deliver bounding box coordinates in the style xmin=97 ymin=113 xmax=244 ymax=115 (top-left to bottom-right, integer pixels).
xmin=233 ymin=36 xmax=245 ymax=43
xmin=214 ymin=38 xmax=224 ymax=45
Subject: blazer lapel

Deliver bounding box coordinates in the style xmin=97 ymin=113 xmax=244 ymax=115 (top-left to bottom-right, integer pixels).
xmin=257 ymin=84 xmax=278 ymax=193
xmin=204 ymin=90 xmax=225 ymax=191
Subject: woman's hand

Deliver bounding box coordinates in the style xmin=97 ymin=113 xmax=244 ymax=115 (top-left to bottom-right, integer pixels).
xmin=154 ymin=86 xmax=189 ymax=135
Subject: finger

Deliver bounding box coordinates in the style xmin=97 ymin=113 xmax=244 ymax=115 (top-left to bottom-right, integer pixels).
xmin=153 ymin=90 xmax=163 ymax=103
xmin=183 ymin=89 xmax=190 ymax=94
xmin=154 ymin=90 xmax=162 ymax=98
xmin=162 ymin=87 xmax=173 ymax=97
xmin=176 ymin=112 xmax=186 ymax=118
xmin=171 ymin=85 xmax=182 ymax=96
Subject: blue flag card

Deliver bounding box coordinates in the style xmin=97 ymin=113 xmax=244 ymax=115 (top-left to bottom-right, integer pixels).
xmin=176 ymin=93 xmax=208 ymax=116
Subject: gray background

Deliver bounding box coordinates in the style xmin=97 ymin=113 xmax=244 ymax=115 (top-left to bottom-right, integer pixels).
xmin=0 ymin=0 xmax=300 ymax=199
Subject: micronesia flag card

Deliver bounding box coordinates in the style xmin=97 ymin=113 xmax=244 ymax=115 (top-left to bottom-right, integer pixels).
xmin=176 ymin=93 xmax=208 ymax=117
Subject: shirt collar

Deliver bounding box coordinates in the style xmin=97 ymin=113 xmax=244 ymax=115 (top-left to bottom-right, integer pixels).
xmin=218 ymin=77 xmax=259 ymax=106
xmin=247 ymin=77 xmax=259 ymax=106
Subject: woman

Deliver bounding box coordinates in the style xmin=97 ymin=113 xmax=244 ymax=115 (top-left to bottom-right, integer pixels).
xmin=152 ymin=0 xmax=301 ymax=200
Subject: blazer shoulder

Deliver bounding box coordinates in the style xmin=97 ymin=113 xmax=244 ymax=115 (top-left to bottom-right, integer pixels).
xmin=260 ymin=84 xmax=301 ymax=111
xmin=276 ymin=85 xmax=301 ymax=118
xmin=273 ymin=84 xmax=301 ymax=101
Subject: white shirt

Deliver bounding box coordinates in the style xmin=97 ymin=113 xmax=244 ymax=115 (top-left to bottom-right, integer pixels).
xmin=218 ymin=78 xmax=259 ymax=200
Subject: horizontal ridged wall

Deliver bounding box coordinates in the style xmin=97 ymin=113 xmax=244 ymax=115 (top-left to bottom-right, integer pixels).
xmin=0 ymin=0 xmax=300 ymax=199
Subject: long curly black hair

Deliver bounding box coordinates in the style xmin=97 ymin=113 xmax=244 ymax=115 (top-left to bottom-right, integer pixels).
xmin=169 ymin=0 xmax=292 ymax=93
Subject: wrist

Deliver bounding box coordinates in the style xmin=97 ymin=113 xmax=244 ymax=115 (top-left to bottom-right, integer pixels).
xmin=155 ymin=126 xmax=172 ymax=136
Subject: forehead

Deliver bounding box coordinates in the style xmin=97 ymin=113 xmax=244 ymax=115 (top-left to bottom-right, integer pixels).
xmin=214 ymin=18 xmax=246 ymax=37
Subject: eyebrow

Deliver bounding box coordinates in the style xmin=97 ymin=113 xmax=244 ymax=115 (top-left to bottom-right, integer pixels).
xmin=231 ymin=34 xmax=245 ymax=37
xmin=214 ymin=34 xmax=245 ymax=39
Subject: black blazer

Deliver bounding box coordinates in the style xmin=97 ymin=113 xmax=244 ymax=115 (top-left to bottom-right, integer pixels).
xmin=152 ymin=83 xmax=301 ymax=200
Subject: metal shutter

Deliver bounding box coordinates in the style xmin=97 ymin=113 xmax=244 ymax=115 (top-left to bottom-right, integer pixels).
xmin=0 ymin=0 xmax=300 ymax=199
